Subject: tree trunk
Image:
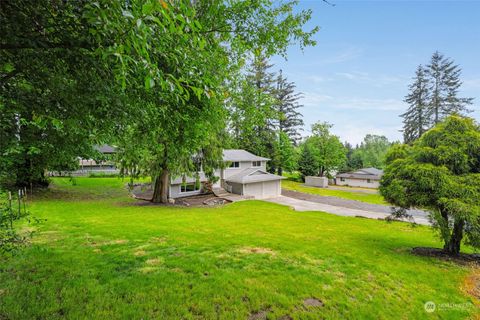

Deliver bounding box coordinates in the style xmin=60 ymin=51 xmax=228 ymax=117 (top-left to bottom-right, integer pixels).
xmin=152 ymin=168 xmax=169 ymax=203
xmin=444 ymin=219 xmax=464 ymax=256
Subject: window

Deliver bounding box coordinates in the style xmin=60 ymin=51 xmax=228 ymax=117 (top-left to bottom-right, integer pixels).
xmin=229 ymin=161 xmax=240 ymax=168
xmin=340 ymin=177 xmax=345 ymax=182
xmin=181 ymin=183 xmax=199 ymax=193
xmin=367 ymin=179 xmax=372 ymax=183
xmin=252 ymin=161 xmax=261 ymax=167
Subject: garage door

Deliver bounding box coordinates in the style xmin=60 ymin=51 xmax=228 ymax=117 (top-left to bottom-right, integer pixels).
xmin=261 ymin=180 xmax=280 ymax=198
xmin=245 ymin=181 xmax=280 ymax=199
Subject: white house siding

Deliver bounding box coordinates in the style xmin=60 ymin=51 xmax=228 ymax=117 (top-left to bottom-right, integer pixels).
xmin=224 ymin=182 xmax=244 ymax=195
xmin=220 ymin=161 xmax=267 ymax=179
xmin=222 ymin=161 xmax=267 ymax=180
xmin=169 ymin=184 xmax=204 ymax=198
xmin=244 ymin=180 xmax=281 ymax=199
xmin=336 ymin=178 xmax=380 ymax=189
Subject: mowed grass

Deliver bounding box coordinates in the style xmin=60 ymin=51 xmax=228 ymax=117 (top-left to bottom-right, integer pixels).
xmin=0 ymin=178 xmax=477 ymax=319
xmin=282 ymin=180 xmax=388 ymax=205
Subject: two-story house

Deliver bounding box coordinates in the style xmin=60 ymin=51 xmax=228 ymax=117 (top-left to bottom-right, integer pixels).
xmin=169 ymin=149 xmax=284 ymax=199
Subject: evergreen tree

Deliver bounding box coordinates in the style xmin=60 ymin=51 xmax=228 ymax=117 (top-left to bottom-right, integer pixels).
xmin=298 ymin=142 xmax=318 ymax=179
xmin=401 ymin=65 xmax=430 ymax=144
xmin=229 ymin=54 xmax=278 ymax=172
xmin=426 ymin=51 xmax=473 ymax=124
xmin=275 ymin=70 xmax=304 ymax=145
xmin=273 ymin=131 xmax=297 ymax=176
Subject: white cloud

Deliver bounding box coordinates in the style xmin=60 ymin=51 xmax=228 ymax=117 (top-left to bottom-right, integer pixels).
xmin=335 ymin=71 xmax=404 ymax=86
xmin=301 ymin=94 xmax=405 ymax=112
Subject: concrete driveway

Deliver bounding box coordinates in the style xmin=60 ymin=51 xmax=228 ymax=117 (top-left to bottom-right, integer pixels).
xmin=264 ymin=195 xmax=430 ymax=225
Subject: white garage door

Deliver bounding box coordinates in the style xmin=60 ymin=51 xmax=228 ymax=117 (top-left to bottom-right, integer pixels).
xmin=245 ymin=181 xmax=280 ymax=199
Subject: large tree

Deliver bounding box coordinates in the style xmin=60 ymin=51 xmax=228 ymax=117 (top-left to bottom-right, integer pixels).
xmin=351 ymin=134 xmax=392 ymax=169
xmin=89 ymin=0 xmax=318 ymax=202
xmin=0 ymin=0 xmax=121 ymax=189
xmin=228 ymin=54 xmax=278 ymax=170
xmin=272 ymin=131 xmax=297 ymax=176
xmin=275 ymin=70 xmax=304 ymax=145
xmin=380 ymin=116 xmax=480 ymax=255
xmin=401 ymin=65 xmax=430 ymax=144
xmin=298 ymin=122 xmax=346 ymax=178
xmin=426 ymin=51 xmax=474 ymax=124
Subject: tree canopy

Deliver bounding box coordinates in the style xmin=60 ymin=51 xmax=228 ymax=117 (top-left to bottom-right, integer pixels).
xmin=380 ymin=116 xmax=480 ymax=255
xmin=298 ymin=122 xmax=346 ymax=178
xmin=1 ymin=0 xmax=318 ymax=203
xmin=401 ymin=52 xmax=474 ymax=144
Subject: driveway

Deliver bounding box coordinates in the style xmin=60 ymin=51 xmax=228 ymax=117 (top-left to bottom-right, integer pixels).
xmin=264 ymin=190 xmax=430 ymax=225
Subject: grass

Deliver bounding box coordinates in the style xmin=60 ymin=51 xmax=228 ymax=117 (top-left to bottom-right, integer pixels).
xmin=0 ymin=177 xmax=477 ymax=319
xmin=282 ymin=180 xmax=388 ymax=205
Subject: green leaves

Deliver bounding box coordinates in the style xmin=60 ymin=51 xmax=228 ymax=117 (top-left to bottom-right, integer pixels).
xmin=380 ymin=116 xmax=480 ymax=253
xmin=144 ymin=76 xmax=155 ymax=90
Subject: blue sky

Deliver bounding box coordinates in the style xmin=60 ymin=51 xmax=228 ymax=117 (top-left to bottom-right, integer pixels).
xmin=273 ymin=0 xmax=480 ymax=145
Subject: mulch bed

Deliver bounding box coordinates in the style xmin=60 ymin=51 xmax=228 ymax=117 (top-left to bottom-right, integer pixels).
xmin=129 ymin=183 xmax=230 ymax=207
xmin=412 ymin=247 xmax=480 ymax=265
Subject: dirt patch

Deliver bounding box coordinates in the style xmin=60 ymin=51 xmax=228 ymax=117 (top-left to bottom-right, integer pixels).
xmin=133 ymin=250 xmax=146 ymax=257
xmin=248 ymin=310 xmax=268 ymax=320
xmin=145 ymin=258 xmax=163 ymax=266
xmin=149 ymin=236 xmax=167 ymax=244
xmin=412 ymin=247 xmax=480 ymax=265
xmin=463 ymin=269 xmax=480 ymax=300
xmin=303 ymin=298 xmax=324 ymax=307
xmin=138 ymin=267 xmax=158 ymax=274
xmin=238 ymin=247 xmax=276 ymax=255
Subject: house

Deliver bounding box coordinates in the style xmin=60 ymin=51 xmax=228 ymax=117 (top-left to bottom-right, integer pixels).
xmin=77 ymin=145 xmax=118 ymax=175
xmin=169 ymin=149 xmax=284 ymax=199
xmin=335 ymin=167 xmax=383 ymax=188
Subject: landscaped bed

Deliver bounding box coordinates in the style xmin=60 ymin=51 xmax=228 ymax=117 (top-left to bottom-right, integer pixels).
xmin=0 ymin=177 xmax=477 ymax=319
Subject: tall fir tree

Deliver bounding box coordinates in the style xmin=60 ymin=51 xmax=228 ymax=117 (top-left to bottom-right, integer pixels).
xmin=275 ymin=70 xmax=304 ymax=145
xmin=426 ymin=51 xmax=473 ymax=124
xmin=401 ymin=65 xmax=430 ymax=144
xmin=400 ymin=52 xmax=474 ymax=144
xmin=229 ymin=54 xmax=278 ymax=171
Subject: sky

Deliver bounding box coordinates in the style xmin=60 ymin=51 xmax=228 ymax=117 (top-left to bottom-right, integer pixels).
xmin=272 ymin=0 xmax=480 ymax=145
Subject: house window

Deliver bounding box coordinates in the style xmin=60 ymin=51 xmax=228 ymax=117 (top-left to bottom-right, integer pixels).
xmin=252 ymin=161 xmax=261 ymax=167
xmin=181 ymin=183 xmax=199 ymax=193
xmin=367 ymin=179 xmax=372 ymax=183
xmin=229 ymin=162 xmax=240 ymax=168
xmin=340 ymin=177 xmax=345 ymax=182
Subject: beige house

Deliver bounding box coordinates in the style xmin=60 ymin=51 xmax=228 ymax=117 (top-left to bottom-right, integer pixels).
xmin=335 ymin=168 xmax=383 ymax=188
xmin=169 ymin=149 xmax=284 ymax=199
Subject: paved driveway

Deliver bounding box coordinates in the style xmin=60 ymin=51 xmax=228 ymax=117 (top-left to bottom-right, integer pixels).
xmin=265 ymin=192 xmax=430 ymax=225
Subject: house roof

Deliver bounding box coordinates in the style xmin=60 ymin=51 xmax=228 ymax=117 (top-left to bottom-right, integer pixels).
xmin=225 ymin=168 xmax=284 ymax=184
xmin=336 ymin=167 xmax=384 ymax=180
xmin=223 ymin=149 xmax=269 ymax=162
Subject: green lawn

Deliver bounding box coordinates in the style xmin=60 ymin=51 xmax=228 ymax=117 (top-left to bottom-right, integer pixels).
xmin=0 ymin=178 xmax=477 ymax=319
xmin=282 ymin=180 xmax=388 ymax=205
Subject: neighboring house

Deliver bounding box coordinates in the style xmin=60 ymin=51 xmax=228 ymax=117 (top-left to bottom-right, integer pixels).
xmin=169 ymin=149 xmax=284 ymax=199
xmin=77 ymin=145 xmax=118 ymax=175
xmin=335 ymin=167 xmax=383 ymax=188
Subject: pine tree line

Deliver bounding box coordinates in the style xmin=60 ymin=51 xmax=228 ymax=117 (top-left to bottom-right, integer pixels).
xmin=401 ymin=51 xmax=474 ymax=144
xmin=229 ymin=54 xmax=304 ymax=174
